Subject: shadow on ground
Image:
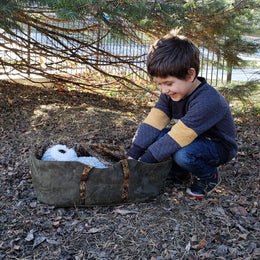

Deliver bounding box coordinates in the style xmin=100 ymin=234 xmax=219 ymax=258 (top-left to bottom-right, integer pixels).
xmin=0 ymin=81 xmax=259 ymax=259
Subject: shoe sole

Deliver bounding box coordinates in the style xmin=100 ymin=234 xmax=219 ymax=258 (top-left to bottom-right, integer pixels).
xmin=186 ymin=176 xmax=222 ymax=198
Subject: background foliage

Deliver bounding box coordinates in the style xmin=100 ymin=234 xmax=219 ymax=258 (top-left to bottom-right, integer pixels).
xmin=0 ymin=0 xmax=259 ymax=98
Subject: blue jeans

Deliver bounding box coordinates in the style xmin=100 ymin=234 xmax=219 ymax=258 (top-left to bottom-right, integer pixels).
xmin=157 ymin=128 xmax=221 ymax=180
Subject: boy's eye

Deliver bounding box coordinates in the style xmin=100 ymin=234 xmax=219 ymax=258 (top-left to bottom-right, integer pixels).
xmin=165 ymin=83 xmax=173 ymax=87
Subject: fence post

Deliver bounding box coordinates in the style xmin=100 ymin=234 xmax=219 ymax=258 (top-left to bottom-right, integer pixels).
xmin=27 ymin=24 xmax=31 ymax=77
xmin=96 ymin=26 xmax=101 ymax=66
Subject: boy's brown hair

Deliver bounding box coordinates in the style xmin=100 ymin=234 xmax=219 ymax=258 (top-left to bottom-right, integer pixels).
xmin=147 ymin=32 xmax=200 ymax=80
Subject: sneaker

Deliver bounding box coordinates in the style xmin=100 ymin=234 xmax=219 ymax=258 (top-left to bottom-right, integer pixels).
xmin=186 ymin=172 xmax=221 ymax=198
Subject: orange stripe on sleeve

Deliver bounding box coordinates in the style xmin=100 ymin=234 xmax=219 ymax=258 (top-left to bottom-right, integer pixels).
xmin=143 ymin=108 xmax=170 ymax=130
xmin=168 ymin=120 xmax=198 ymax=147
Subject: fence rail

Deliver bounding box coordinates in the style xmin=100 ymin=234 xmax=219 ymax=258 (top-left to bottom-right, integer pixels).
xmin=0 ymin=18 xmax=259 ymax=88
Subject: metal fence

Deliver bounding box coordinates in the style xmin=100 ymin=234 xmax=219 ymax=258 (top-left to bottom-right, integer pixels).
xmin=0 ymin=19 xmax=259 ymax=86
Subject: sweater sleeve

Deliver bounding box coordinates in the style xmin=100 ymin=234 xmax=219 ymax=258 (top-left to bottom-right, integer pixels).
xmin=146 ymin=89 xmax=228 ymax=162
xmin=127 ymin=107 xmax=170 ymax=159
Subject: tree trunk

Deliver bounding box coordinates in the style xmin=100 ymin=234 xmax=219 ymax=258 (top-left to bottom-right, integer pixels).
xmin=227 ymin=61 xmax=232 ymax=82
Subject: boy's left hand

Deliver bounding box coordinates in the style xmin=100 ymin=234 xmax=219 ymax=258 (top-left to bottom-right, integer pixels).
xmin=139 ymin=150 xmax=158 ymax=163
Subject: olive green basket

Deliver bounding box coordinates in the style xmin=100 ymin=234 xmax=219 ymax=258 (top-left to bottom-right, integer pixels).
xmin=29 ymin=149 xmax=172 ymax=207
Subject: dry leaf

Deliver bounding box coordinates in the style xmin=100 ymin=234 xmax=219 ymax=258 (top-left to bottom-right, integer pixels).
xmin=33 ymin=236 xmax=46 ymax=248
xmin=25 ymin=230 xmax=34 ymax=242
xmin=192 ymin=239 xmax=207 ymax=250
xmin=87 ymin=227 xmax=104 ymax=234
xmin=52 ymin=221 xmax=60 ymax=227
xmin=185 ymin=242 xmax=191 ymax=251
xmin=113 ymin=209 xmax=139 ymax=215
xmin=230 ymin=206 xmax=248 ymax=216
xmin=13 ymin=245 xmax=20 ymax=251
xmin=7 ymin=97 xmax=15 ymax=105
xmin=39 ymin=56 xmax=47 ymax=69
xmin=239 ymin=234 xmax=248 ymax=240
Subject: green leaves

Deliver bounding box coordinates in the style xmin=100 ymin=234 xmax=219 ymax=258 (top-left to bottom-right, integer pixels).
xmin=0 ymin=0 xmax=20 ymax=31
xmin=0 ymin=0 xmax=259 ymax=86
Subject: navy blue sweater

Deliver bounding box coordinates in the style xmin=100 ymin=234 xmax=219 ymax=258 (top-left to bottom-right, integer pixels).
xmin=127 ymin=77 xmax=237 ymax=164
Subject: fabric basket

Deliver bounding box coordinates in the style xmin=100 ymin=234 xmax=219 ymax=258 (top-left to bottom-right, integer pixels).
xmin=29 ymin=146 xmax=172 ymax=207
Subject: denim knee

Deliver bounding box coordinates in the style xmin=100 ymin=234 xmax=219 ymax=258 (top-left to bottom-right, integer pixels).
xmin=173 ymin=149 xmax=192 ymax=170
xmin=173 ymin=143 xmax=219 ymax=179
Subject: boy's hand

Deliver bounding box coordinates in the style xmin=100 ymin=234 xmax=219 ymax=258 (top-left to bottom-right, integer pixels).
xmin=127 ymin=156 xmax=134 ymax=159
xmin=139 ymin=150 xmax=158 ymax=163
xmin=127 ymin=144 xmax=145 ymax=160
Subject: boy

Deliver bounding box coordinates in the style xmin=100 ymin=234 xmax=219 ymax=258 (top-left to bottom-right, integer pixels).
xmin=127 ymin=32 xmax=237 ymax=198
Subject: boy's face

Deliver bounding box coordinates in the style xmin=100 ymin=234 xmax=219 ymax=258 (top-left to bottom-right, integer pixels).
xmin=153 ymin=73 xmax=198 ymax=101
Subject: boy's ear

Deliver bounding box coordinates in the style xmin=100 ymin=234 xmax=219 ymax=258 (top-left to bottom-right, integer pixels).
xmin=187 ymin=68 xmax=196 ymax=81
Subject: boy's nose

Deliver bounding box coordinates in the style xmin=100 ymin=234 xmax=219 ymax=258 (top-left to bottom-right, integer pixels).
xmin=161 ymin=86 xmax=169 ymax=94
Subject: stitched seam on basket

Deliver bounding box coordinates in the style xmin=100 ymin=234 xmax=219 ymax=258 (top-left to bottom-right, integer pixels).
xmin=79 ymin=165 xmax=93 ymax=205
xmin=121 ymin=159 xmax=130 ymax=203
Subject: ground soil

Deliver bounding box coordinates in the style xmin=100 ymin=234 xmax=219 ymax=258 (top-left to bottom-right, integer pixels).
xmin=0 ymin=81 xmax=259 ymax=260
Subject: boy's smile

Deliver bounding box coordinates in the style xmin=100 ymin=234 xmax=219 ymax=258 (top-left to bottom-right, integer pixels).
xmin=153 ymin=70 xmax=201 ymax=101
